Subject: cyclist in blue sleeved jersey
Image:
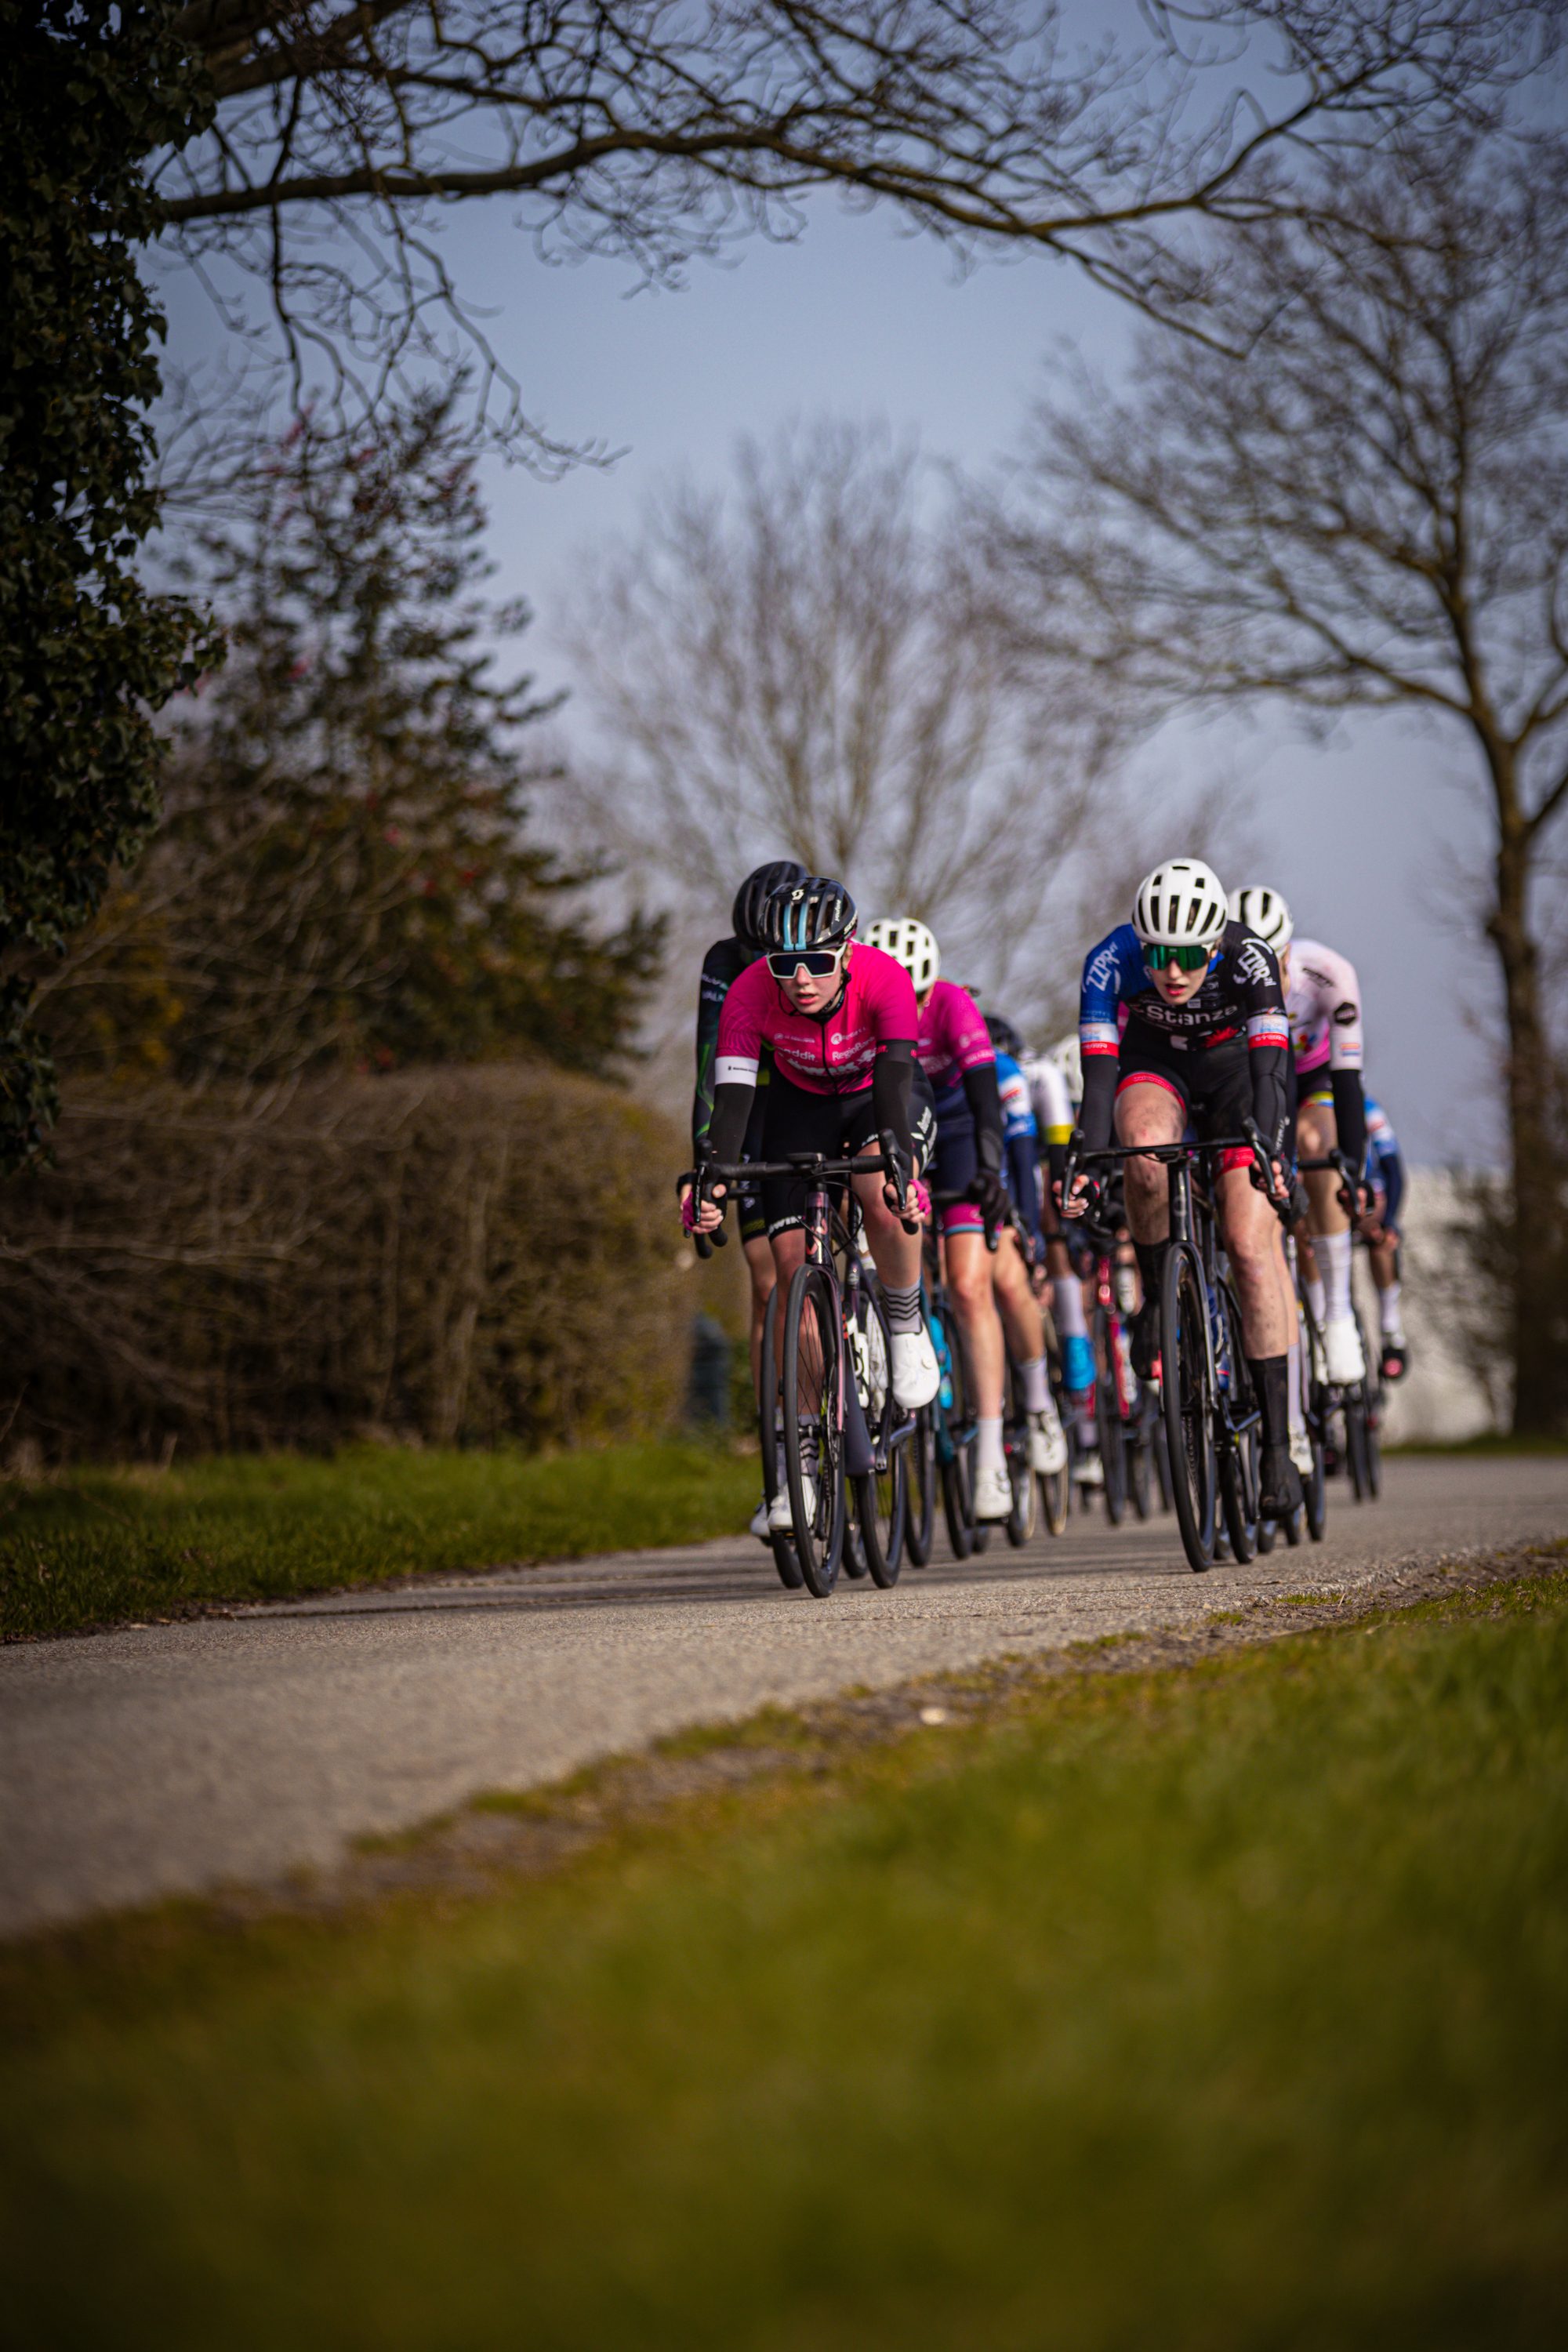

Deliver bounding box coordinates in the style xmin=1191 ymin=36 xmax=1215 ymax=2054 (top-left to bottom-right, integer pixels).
xmin=1363 ymin=1093 xmax=1410 ymax=1381
xmin=1062 ymin=857 xmax=1301 ymax=1523
xmin=985 ymin=1021 xmax=1044 ymax=1254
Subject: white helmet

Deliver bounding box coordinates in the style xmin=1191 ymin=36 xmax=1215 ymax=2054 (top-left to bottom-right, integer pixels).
xmin=865 ymin=916 xmax=939 ymax=993
xmin=1132 ymin=858 xmax=1229 ymax=950
xmin=1228 ymin=884 xmax=1294 ymax=952
xmin=1044 ymin=1033 xmax=1082 ymax=1103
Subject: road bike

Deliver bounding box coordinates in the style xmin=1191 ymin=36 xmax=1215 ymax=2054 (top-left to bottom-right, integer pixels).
xmin=1298 ymin=1151 xmax=1381 ymax=1508
xmin=691 ymin=1145 xmax=915 ymax=1598
xmin=1062 ymin=1123 xmax=1284 ymax=1574
xmin=1077 ymin=1201 xmax=1163 ymax=1525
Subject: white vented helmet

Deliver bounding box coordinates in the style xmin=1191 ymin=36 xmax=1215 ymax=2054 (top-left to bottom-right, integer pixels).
xmin=1228 ymin=884 xmax=1294 ymax=952
xmin=865 ymin=916 xmax=939 ymax=993
xmin=1044 ymin=1033 xmax=1082 ymax=1102
xmin=1132 ymin=858 xmax=1229 ymax=949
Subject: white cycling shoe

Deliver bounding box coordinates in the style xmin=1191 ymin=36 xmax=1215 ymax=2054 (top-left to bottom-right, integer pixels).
xmin=1289 ymin=1425 xmax=1315 ymax=1478
xmin=768 ymin=1478 xmax=816 ymax=1534
xmin=750 ymin=1494 xmax=771 ymax=1541
xmin=891 ymin=1329 xmax=940 ymax=1410
xmin=1075 ymin=1452 xmax=1105 ymax=1488
xmin=1323 ymin=1316 xmax=1367 ymax=1386
xmin=1027 ymin=1404 xmax=1069 ymax=1476
xmin=973 ymin=1463 xmax=1013 ymax=1522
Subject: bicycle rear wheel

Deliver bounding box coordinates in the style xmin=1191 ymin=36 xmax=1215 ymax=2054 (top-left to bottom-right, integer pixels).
xmin=851 ymin=1284 xmax=906 ymax=1588
xmin=782 ymin=1264 xmax=847 ymax=1599
xmin=1160 ymin=1244 xmax=1218 ymax=1572
xmin=904 ymin=1406 xmax=937 ymax=1565
xmin=758 ymin=1287 xmax=804 ymax=1591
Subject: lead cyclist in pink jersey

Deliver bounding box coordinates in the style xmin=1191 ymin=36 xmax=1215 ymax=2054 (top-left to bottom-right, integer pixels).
xmin=1229 ymin=887 xmax=1370 ymax=1389
xmin=690 ymin=877 xmax=940 ymax=1531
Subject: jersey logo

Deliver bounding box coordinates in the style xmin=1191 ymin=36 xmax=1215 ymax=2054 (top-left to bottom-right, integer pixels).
xmin=1332 ymin=1000 xmax=1359 ymax=1026
xmin=1236 ymin=942 xmax=1272 ymax=988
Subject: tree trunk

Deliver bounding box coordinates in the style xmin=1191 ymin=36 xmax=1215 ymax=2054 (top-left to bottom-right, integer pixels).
xmin=1486 ymin=752 xmax=1568 ymax=1434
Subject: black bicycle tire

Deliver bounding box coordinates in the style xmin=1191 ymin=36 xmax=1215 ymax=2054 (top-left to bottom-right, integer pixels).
xmin=935 ymin=1286 xmax=977 ymax=1560
xmin=1129 ymin=1430 xmax=1154 ymax=1520
xmin=1217 ymin=1283 xmax=1258 ymax=1564
xmin=758 ymin=1286 xmax=804 ymax=1591
xmin=1345 ymin=1388 xmax=1370 ymax=1502
xmin=782 ymin=1264 xmax=846 ymax=1599
xmin=904 ymin=1406 xmax=937 ymax=1565
xmin=851 ymin=1284 xmax=906 ymax=1588
xmin=1160 ymin=1243 xmax=1218 ymax=1573
xmin=1004 ymin=1403 xmax=1035 ymax=1548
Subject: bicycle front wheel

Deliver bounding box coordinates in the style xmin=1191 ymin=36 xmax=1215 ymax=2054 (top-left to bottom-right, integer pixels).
xmin=851 ymin=1285 xmax=906 ymax=1588
xmin=904 ymin=1406 xmax=937 ymax=1565
xmin=758 ymin=1287 xmax=804 ymax=1591
xmin=1160 ymin=1244 xmax=1218 ymax=1573
xmin=782 ymin=1265 xmax=847 ymax=1599
xmin=1217 ymin=1283 xmax=1258 ymax=1564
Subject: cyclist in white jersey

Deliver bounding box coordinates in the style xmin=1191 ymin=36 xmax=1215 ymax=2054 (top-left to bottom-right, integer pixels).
xmin=1229 ymin=888 xmax=1370 ymax=1388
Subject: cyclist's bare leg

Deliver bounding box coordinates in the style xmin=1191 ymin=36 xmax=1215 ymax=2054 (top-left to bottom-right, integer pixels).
xmin=848 ymin=1167 xmax=923 ymax=1296
xmin=1215 ymin=1167 xmax=1293 ymax=1358
xmin=1115 ymin=1080 xmax=1185 ymax=1241
xmin=993 ymin=1225 xmax=1047 ymax=1366
xmin=1298 ymin=1100 xmax=1348 ymax=1239
xmin=744 ymin=1235 xmax=776 ymax=1403
xmin=945 ymin=1229 xmax=1007 ymax=1417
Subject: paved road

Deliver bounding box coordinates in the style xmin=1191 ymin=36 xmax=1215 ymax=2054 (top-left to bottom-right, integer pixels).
xmin=3 ymin=1457 xmax=1565 ymax=1936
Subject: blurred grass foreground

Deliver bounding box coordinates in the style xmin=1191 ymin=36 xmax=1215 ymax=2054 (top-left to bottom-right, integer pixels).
xmin=4 ymin=1570 xmax=1566 ymax=2347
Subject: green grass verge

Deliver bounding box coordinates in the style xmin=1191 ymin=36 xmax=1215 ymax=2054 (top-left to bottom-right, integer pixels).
xmin=0 ymin=1441 xmax=759 ymax=1638
xmin=4 ymin=1572 xmax=1567 ymax=2349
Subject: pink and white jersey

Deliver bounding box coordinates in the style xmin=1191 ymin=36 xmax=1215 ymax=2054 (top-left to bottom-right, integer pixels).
xmin=714 ymin=942 xmax=918 ymax=1098
xmin=916 ymin=978 xmax=995 ymax=1095
xmin=1287 ymin=938 xmax=1364 ymax=1076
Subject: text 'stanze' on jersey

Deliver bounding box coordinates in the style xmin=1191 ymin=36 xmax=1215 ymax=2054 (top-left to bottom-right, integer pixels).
xmin=1079 ymin=922 xmax=1288 ymax=1061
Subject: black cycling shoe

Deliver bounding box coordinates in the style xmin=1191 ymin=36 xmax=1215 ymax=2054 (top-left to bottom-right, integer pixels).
xmin=1258 ymin=1443 xmax=1304 ymax=1521
xmin=1131 ymin=1297 xmax=1161 ymax=1381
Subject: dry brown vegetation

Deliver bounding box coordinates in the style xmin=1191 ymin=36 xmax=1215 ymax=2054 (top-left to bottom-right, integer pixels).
xmin=0 ymin=1063 xmax=690 ymax=1463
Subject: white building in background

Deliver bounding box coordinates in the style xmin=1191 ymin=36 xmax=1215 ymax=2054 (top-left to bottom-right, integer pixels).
xmin=1352 ymin=1167 xmax=1501 ymax=1445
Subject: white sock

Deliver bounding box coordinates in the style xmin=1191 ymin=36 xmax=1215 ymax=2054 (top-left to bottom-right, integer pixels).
xmin=1019 ymin=1355 xmax=1050 ymax=1415
xmin=1287 ymin=1339 xmax=1304 ymax=1436
xmin=1379 ymin=1281 xmax=1403 ymax=1336
xmin=1319 ymin=1229 xmax=1353 ymax=1323
xmin=1053 ymin=1276 xmax=1087 ymax=1341
xmin=976 ymin=1415 xmax=1005 ymax=1475
xmin=1304 ymin=1276 xmax=1327 ymax=1331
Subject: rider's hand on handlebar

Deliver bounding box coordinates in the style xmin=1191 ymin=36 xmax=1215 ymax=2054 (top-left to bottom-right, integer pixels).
xmin=678 ymin=1177 xmax=728 ymax=1236
xmin=1054 ymin=1172 xmax=1095 ymax=1221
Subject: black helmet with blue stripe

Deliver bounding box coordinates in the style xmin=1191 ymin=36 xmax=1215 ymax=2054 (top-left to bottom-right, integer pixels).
xmin=760 ymin=875 xmax=858 ymax=956
xmin=732 ymin=859 xmax=808 ymax=953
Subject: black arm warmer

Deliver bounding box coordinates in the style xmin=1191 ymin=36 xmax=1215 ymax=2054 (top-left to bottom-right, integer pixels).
xmin=1080 ymin=1053 xmax=1118 ymax=1155
xmin=961 ymin=1060 xmax=1007 ymax=1174
xmin=706 ymin=1081 xmax=755 ymax=1171
xmin=1381 ymin=1149 xmax=1404 ymax=1229
xmin=1249 ymin=1044 xmax=1289 ymax=1157
xmin=1007 ymin=1131 xmax=1043 ymax=1240
xmin=1330 ymin=1067 xmax=1367 ymax=1173
xmin=873 ymin=1042 xmax=916 ymax=1166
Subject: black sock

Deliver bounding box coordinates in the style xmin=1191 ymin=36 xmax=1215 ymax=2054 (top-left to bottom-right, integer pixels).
xmin=883 ymin=1281 xmax=922 ymax=1336
xmin=1133 ymin=1241 xmax=1168 ymax=1309
xmin=1247 ymin=1355 xmax=1289 ymax=1447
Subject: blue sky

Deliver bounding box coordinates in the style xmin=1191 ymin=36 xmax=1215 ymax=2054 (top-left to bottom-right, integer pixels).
xmin=157 ymin=101 xmax=1529 ymax=1164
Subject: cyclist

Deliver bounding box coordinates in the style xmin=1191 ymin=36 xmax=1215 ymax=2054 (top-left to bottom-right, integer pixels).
xmin=689 ymin=877 xmax=939 ymax=1534
xmin=1023 ymin=1036 xmax=1098 ymax=1403
xmin=985 ymin=1011 xmax=1071 ymax=1479
xmin=1363 ymin=1093 xmax=1410 ymax=1381
xmin=1229 ymin=887 xmax=1370 ymax=1388
xmin=1062 ymin=858 xmax=1302 ymax=1521
xmin=686 ymin=859 xmax=807 ymax=1537
xmin=863 ymin=919 xmax=1056 ymax=1522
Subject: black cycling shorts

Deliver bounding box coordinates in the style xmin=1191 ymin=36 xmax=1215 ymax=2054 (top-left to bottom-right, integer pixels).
xmin=760 ymin=1065 xmax=937 ymax=1240
xmin=1116 ymin=1025 xmax=1255 ymax=1167
xmin=930 ymin=1080 xmax=988 ymax=1237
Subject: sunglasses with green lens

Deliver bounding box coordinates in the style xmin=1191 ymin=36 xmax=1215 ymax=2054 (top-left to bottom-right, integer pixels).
xmin=1143 ymin=942 xmax=1214 ymax=974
